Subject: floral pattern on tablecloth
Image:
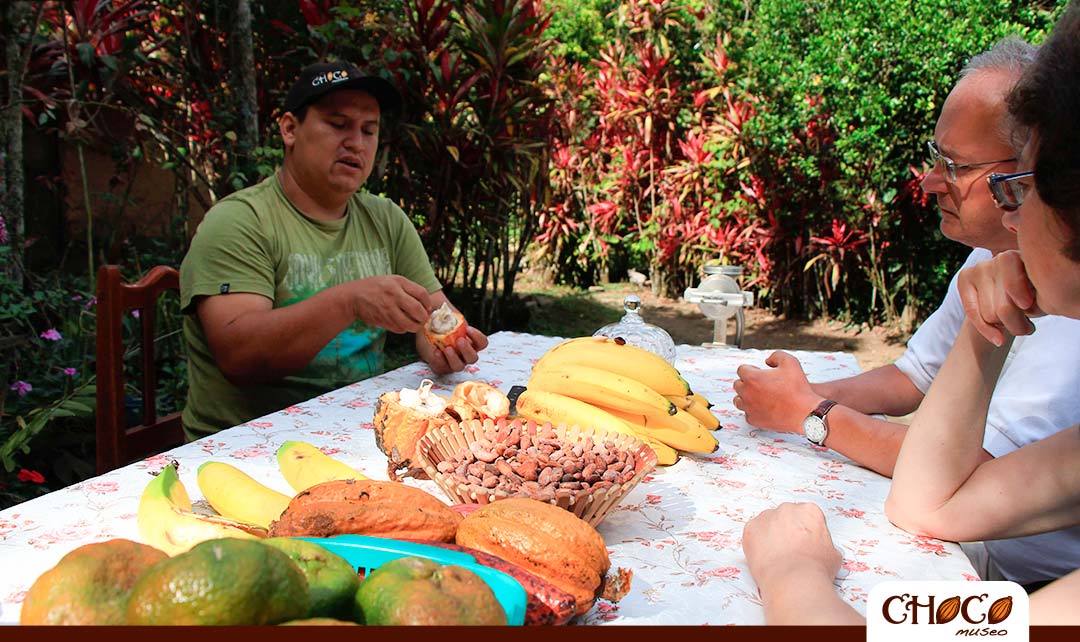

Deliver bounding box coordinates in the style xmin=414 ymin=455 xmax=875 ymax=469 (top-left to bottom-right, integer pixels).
xmin=0 ymin=332 xmax=976 ymax=625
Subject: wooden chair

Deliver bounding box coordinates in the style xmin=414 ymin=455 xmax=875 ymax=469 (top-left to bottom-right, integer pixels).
xmin=95 ymin=264 xmax=185 ymax=474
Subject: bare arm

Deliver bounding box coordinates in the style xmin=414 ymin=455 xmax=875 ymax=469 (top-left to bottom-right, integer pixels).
xmin=812 ymin=364 xmax=924 ymax=417
xmin=734 ymin=353 xmax=988 ymax=477
xmin=887 ymin=254 xmax=1080 ymax=540
xmin=197 ymin=275 xmax=432 ymax=385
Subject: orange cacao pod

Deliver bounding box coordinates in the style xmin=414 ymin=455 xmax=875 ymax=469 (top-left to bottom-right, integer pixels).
xmin=268 ymin=479 xmax=461 ymax=542
xmin=454 ymin=497 xmax=611 ymax=616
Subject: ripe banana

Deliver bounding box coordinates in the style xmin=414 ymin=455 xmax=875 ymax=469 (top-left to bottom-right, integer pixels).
xmin=528 ymin=365 xmax=676 ymax=419
xmin=137 ymin=463 xmax=266 ymax=556
xmin=635 ymin=433 xmax=680 ymax=466
xmin=684 ymin=398 xmax=721 ymax=430
xmin=516 ymin=388 xmax=677 ymax=465
xmin=515 ymin=389 xmax=638 ymax=439
xmin=665 ymin=394 xmax=721 ymax=430
xmin=665 ymin=394 xmax=694 ymax=410
xmin=533 ymin=337 xmax=691 ymax=396
xmin=692 ymin=392 xmax=714 ymax=409
xmin=601 ymin=405 xmax=719 ymax=454
xmin=276 ymin=440 xmax=368 ymax=493
xmin=196 ymin=461 xmax=291 ymax=529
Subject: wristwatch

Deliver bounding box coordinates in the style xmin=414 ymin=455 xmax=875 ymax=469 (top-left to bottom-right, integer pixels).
xmin=802 ymin=399 xmax=838 ymax=446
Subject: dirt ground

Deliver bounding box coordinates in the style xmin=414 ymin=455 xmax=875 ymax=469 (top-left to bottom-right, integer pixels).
xmin=585 ymin=283 xmax=912 ymax=372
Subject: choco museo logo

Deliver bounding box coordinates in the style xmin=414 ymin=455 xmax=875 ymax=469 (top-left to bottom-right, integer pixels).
xmin=882 ymin=593 xmax=1014 ymax=626
xmin=312 ymin=70 xmax=350 ymax=87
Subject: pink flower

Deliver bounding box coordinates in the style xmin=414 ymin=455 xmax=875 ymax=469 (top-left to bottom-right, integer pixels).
xmin=84 ymin=296 xmax=97 ymax=310
xmin=62 ymin=367 xmax=77 ymax=377
xmin=83 ymin=480 xmax=119 ymax=493
xmin=10 ymin=380 xmax=31 ymax=396
xmin=704 ymin=566 xmax=742 ymax=579
xmin=842 ymin=560 xmax=870 ymax=573
xmin=17 ymin=469 xmax=45 ymax=484
xmin=40 ymin=329 xmax=62 ymax=341
xmin=131 ymin=310 xmax=140 ymax=318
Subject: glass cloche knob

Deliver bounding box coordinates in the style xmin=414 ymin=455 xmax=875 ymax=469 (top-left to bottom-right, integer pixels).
xmin=593 ymin=294 xmax=677 ymax=363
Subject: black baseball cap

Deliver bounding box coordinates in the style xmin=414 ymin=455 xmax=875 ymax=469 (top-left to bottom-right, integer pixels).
xmin=283 ymin=61 xmax=402 ymax=115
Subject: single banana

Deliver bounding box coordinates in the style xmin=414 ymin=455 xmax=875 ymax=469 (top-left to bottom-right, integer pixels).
xmin=276 ymin=441 xmax=368 ymax=493
xmin=601 ymin=405 xmax=719 ymax=454
xmin=633 ymin=432 xmax=680 ymax=466
xmin=692 ymin=392 xmax=714 ymax=409
xmin=533 ymin=337 xmax=691 ymax=396
xmin=528 ymin=365 xmax=676 ymax=419
xmin=196 ymin=461 xmax=291 ymax=529
xmin=665 ymin=394 xmax=695 ymax=410
xmin=684 ymin=397 xmax=721 ymax=430
xmin=515 ymin=388 xmax=639 ymax=439
xmin=137 ymin=463 xmax=266 ymax=556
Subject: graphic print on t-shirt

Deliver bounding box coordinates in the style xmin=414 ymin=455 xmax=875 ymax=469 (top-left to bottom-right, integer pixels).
xmin=283 ymin=248 xmax=393 ymax=381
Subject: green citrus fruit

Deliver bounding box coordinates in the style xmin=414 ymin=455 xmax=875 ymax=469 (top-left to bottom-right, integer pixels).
xmin=126 ymin=538 xmax=310 ymax=625
xmin=262 ymin=537 xmax=359 ymax=619
xmin=279 ymin=617 xmax=360 ymax=625
xmin=354 ymin=556 xmax=506 ymax=625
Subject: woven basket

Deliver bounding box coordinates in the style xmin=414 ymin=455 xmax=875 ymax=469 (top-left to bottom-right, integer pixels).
xmin=415 ymin=417 xmax=657 ymax=527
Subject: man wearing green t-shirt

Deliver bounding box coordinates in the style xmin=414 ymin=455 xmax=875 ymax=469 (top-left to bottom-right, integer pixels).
xmin=179 ymin=61 xmax=488 ymax=438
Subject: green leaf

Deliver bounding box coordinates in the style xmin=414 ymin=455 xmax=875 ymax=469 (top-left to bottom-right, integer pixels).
xmin=76 ymin=42 xmax=96 ymax=69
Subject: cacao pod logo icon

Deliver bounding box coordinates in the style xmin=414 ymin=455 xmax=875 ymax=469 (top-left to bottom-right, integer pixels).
xmin=935 ymin=596 xmax=961 ymax=624
xmin=987 ymin=596 xmax=1013 ymax=624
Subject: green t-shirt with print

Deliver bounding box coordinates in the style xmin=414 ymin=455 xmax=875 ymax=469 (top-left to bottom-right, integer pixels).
xmin=179 ymin=174 xmax=440 ymax=438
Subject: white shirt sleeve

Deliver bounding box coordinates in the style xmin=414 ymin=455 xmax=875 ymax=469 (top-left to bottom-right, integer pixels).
xmin=894 ymin=248 xmax=991 ymax=393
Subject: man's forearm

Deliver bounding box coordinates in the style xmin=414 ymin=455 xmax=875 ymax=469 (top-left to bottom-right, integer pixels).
xmin=811 ymin=365 xmax=924 ymax=417
xmin=818 ymin=409 xmax=910 ymax=477
xmin=206 ymin=286 xmax=359 ymax=384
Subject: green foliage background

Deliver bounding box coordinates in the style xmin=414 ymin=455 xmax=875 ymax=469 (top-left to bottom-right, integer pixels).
xmin=0 ymin=0 xmax=1070 ymax=508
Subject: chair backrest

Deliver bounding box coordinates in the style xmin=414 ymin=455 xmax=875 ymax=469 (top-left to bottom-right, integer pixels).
xmin=95 ymin=264 xmax=185 ymax=474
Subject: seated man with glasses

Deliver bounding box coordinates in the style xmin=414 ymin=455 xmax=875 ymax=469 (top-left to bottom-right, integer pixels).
xmin=732 ymin=36 xmax=1080 ymax=589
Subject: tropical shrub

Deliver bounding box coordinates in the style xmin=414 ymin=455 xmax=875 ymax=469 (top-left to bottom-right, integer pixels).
xmin=728 ymin=0 xmax=1065 ymax=322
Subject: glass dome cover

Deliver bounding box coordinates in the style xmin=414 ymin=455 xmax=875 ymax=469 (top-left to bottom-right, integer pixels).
xmin=593 ymin=294 xmax=677 ymax=364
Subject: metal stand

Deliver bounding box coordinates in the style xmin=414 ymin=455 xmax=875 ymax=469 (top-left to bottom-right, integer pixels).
xmin=684 ymin=265 xmax=753 ymax=349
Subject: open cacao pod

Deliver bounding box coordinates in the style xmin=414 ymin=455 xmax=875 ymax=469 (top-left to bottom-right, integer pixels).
xmin=374 ymin=379 xmax=510 ymax=480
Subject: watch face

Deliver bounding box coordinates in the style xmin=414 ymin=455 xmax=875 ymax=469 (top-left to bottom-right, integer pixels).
xmin=803 ymin=415 xmax=827 ymax=444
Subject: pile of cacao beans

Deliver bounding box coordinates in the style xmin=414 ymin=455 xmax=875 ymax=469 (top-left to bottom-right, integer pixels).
xmin=435 ymin=423 xmax=639 ymax=503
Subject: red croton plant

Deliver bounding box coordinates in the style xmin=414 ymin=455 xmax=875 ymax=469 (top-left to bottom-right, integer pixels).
xmin=537 ymin=0 xmax=774 ymax=298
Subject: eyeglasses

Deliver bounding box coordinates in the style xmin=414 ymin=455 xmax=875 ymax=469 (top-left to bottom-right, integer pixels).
xmin=926 ymin=140 xmax=1016 ymax=182
xmin=987 ymin=171 xmax=1035 ymax=211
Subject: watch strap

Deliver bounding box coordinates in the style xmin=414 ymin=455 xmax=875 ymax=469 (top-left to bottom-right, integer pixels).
xmin=806 ymin=399 xmax=838 ymax=446
xmin=811 ymin=399 xmax=838 ymax=419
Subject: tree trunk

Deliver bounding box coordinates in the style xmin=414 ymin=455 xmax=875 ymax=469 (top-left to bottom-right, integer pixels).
xmin=231 ymin=0 xmax=258 ymax=187
xmin=1 ymin=1 xmax=33 ymax=278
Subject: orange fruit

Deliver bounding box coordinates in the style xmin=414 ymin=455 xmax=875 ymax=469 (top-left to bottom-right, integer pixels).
xmin=20 ymin=538 xmax=168 ymax=625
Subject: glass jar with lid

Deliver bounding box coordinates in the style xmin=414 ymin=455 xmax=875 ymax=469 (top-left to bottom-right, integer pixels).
xmin=593 ymin=294 xmax=677 ymax=364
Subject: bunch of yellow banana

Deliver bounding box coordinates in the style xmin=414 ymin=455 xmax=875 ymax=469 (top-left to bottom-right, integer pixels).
xmin=519 ymin=337 xmax=721 ymax=464
xmin=138 ymin=463 xmax=266 ymax=556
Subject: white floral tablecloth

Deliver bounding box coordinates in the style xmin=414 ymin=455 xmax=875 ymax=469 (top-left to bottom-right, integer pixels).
xmin=0 ymin=331 xmax=976 ymax=625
